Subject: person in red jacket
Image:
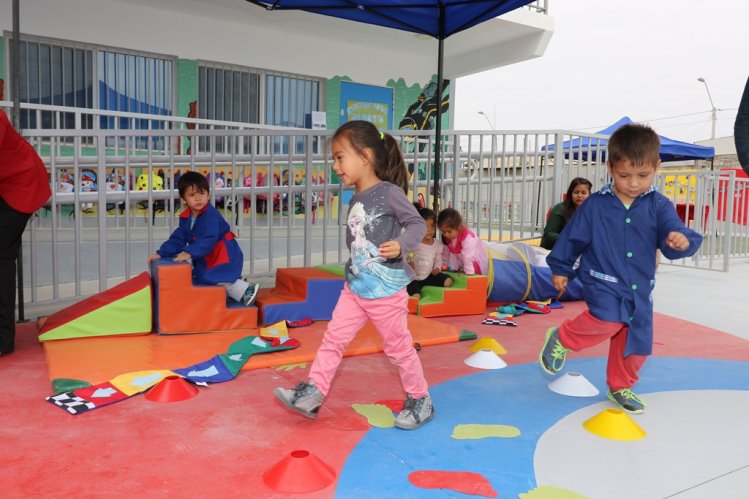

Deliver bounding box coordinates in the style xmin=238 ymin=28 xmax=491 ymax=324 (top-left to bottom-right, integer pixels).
xmin=0 ymin=110 xmax=51 ymax=356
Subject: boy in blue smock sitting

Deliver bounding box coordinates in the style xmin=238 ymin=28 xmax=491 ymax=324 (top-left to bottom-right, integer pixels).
xmin=148 ymin=171 xmax=258 ymax=305
xmin=539 ymin=123 xmax=703 ymax=414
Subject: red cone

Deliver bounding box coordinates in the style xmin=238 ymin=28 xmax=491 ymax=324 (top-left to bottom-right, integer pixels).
xmin=145 ymin=375 xmax=199 ymax=402
xmin=263 ymin=450 xmax=336 ymax=493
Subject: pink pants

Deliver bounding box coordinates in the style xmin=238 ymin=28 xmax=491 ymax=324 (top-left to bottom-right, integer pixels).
xmin=308 ymin=284 xmax=429 ymax=398
xmin=558 ymin=310 xmax=647 ymax=391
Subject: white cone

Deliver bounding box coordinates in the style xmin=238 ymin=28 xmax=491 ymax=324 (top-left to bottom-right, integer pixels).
xmin=464 ymin=349 xmax=507 ymax=369
xmin=548 ymin=372 xmax=599 ymax=397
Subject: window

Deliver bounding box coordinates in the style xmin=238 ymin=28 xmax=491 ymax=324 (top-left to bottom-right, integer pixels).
xmin=197 ymin=63 xmax=261 ymax=152
xmin=266 ymin=73 xmax=321 ymax=154
xmin=11 ymin=38 xmax=94 ymax=130
xmin=98 ymin=49 xmax=173 ymax=130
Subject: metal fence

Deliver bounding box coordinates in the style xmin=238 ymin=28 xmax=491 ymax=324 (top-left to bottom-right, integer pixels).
xmin=6 ymin=102 xmax=745 ymax=313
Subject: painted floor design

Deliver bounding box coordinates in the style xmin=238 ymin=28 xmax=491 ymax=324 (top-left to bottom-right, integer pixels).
xmin=2 ymin=293 xmax=749 ymax=498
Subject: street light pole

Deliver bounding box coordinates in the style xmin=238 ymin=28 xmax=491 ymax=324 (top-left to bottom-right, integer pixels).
xmin=478 ymin=110 xmax=495 ymax=130
xmin=697 ymin=77 xmax=717 ymax=140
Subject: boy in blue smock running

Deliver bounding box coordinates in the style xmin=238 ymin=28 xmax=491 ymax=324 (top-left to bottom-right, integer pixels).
xmin=148 ymin=171 xmax=258 ymax=305
xmin=539 ymin=123 xmax=703 ymax=414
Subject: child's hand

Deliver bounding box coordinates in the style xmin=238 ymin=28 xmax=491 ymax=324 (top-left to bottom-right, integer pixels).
xmin=666 ymin=231 xmax=689 ymax=251
xmin=552 ymin=275 xmax=568 ymax=298
xmin=173 ymin=251 xmax=192 ymax=262
xmin=431 ymin=268 xmax=441 ymax=275
xmin=379 ymin=240 xmax=401 ymax=259
xmin=147 ymin=253 xmax=160 ymax=263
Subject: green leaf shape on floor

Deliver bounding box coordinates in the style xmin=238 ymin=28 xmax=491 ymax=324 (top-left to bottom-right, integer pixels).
xmin=352 ymin=403 xmax=395 ymax=428
xmin=451 ymin=424 xmax=521 ymax=439
xmin=519 ymin=485 xmax=590 ymax=498
xmin=52 ymin=378 xmax=92 ymax=394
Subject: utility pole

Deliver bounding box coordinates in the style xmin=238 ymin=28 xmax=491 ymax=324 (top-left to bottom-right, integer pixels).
xmin=697 ymin=77 xmax=717 ymax=139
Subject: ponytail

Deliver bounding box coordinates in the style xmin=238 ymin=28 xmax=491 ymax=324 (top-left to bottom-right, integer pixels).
xmin=332 ymin=120 xmax=409 ymax=194
xmin=381 ymin=133 xmax=409 ymax=195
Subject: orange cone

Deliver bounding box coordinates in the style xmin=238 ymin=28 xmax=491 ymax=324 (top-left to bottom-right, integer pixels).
xmin=263 ymin=450 xmax=336 ymax=493
xmin=145 ymin=375 xmax=199 ymax=402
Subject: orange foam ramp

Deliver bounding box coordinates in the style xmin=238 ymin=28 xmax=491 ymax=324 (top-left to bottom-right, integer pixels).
xmin=43 ymin=315 xmax=469 ymax=385
xmin=152 ymin=259 xmax=257 ymax=333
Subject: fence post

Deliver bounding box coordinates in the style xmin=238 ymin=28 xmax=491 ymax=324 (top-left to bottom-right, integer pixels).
xmin=552 ymin=132 xmax=565 ymax=203
xmin=97 ymin=132 xmax=109 ymax=292
xmin=303 ymin=133 xmax=313 ymax=266
xmin=724 ymin=170 xmax=735 ymax=272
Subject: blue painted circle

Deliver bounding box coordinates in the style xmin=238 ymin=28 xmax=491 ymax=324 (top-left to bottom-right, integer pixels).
xmin=334 ymin=357 xmax=749 ymax=498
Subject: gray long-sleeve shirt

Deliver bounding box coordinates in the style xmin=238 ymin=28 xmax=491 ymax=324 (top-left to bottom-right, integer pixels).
xmin=344 ymin=181 xmax=426 ymax=299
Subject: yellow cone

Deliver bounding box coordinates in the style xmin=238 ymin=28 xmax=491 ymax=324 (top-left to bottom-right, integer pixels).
xmin=583 ymin=408 xmax=646 ymax=441
xmin=469 ymin=336 xmax=508 ymax=355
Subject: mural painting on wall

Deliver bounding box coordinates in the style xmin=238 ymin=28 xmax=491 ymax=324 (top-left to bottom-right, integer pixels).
xmin=398 ymin=79 xmax=450 ymax=132
xmin=347 ymin=100 xmax=389 ymax=130
xmin=398 ymin=79 xmax=450 ymax=195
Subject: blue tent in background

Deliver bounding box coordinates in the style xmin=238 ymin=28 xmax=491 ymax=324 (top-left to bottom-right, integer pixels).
xmin=246 ymin=0 xmax=536 ymax=210
xmin=548 ymin=116 xmax=715 ymax=162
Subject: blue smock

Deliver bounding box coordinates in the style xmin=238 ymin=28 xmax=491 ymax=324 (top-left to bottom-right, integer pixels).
xmin=157 ymin=204 xmax=244 ymax=285
xmin=547 ymin=184 xmax=703 ymax=356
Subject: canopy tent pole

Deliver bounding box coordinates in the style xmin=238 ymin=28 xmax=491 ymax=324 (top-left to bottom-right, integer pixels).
xmin=432 ymin=4 xmax=445 ymax=213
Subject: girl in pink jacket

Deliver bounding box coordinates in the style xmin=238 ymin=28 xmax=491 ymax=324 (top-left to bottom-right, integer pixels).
xmin=438 ymin=207 xmax=488 ymax=275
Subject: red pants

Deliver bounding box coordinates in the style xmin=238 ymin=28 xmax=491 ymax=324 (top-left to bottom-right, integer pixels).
xmin=558 ymin=310 xmax=647 ymax=391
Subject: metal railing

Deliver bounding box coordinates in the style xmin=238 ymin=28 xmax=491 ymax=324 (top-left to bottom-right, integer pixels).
xmin=5 ymin=102 xmax=743 ymax=313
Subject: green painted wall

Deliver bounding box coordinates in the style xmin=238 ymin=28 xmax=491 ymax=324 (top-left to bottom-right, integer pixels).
xmin=176 ymin=59 xmax=198 ymax=153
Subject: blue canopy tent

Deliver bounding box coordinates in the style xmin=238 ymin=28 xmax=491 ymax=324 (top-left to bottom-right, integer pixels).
xmin=548 ymin=116 xmax=715 ymax=162
xmin=245 ymin=0 xmax=535 ymax=210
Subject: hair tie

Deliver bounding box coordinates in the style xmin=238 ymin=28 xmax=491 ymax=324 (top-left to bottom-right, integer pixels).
xmin=379 ymin=131 xmax=384 ymax=141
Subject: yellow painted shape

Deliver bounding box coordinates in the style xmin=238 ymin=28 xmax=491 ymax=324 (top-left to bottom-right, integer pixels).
xmin=519 ymin=485 xmax=590 ymax=498
xmin=260 ymin=320 xmax=288 ymax=338
xmin=469 ymin=337 xmax=508 ymax=355
xmin=451 ymin=424 xmax=520 ymax=439
xmin=352 ymin=404 xmax=395 ymax=428
xmin=583 ymin=408 xmax=646 ymax=441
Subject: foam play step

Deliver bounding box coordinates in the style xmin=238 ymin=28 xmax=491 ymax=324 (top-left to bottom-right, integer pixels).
xmin=414 ymin=272 xmax=489 ymax=318
xmin=256 ymin=267 xmax=345 ymax=325
xmin=38 ymin=272 xmax=152 ymax=341
xmin=151 ymin=259 xmax=257 ymax=333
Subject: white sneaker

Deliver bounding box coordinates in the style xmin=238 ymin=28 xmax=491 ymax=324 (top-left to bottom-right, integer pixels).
xmin=242 ymin=283 xmax=259 ymax=306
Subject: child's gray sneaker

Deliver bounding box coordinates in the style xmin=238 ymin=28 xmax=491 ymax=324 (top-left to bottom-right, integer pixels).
xmin=539 ymin=326 xmax=569 ymax=375
xmin=394 ymin=394 xmax=434 ymax=429
xmin=274 ymin=381 xmax=323 ymax=419
xmin=607 ymin=388 xmax=646 ymax=415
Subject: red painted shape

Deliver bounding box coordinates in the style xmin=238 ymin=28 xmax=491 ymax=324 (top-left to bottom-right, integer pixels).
xmin=375 ymin=399 xmax=404 ymax=413
xmin=409 ymin=470 xmax=498 ymax=497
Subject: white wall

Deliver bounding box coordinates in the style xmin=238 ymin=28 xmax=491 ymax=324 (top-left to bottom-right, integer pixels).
xmin=2 ymin=0 xmax=553 ymax=88
xmin=1 ymin=0 xmax=438 ymax=86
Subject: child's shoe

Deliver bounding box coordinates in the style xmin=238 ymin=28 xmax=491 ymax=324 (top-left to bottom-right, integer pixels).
xmin=242 ymin=282 xmax=259 ymax=306
xmin=274 ymin=381 xmax=324 ymax=419
xmin=607 ymin=388 xmax=646 ymax=414
xmin=539 ymin=326 xmax=569 ymax=375
xmin=394 ymin=394 xmax=434 ymax=429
